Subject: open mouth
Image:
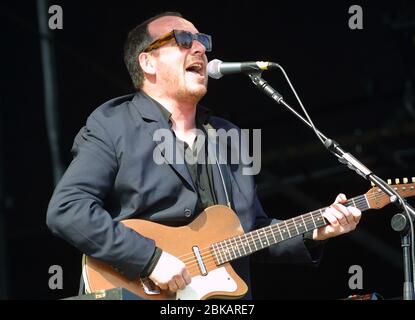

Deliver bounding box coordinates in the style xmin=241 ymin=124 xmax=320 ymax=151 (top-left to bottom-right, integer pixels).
xmin=185 ymin=63 xmax=204 ymax=76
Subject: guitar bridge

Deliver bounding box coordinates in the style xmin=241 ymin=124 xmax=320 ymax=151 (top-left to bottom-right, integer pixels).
xmin=140 ymin=278 xmax=160 ymax=295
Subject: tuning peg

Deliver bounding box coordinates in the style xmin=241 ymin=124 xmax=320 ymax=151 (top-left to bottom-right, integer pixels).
xmin=403 ymin=178 xmax=408 ymax=184
xmin=412 ymin=177 xmax=415 ymax=183
xmin=387 ymin=179 xmax=392 ymax=185
xmin=395 ymin=178 xmax=400 ymax=185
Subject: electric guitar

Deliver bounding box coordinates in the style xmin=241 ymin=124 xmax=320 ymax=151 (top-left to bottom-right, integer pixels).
xmin=82 ymin=179 xmax=415 ymax=300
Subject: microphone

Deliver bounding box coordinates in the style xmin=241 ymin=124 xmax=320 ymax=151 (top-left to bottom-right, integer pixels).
xmin=207 ymin=59 xmax=277 ymax=79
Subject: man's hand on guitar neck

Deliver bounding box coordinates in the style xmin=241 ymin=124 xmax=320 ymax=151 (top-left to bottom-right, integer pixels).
xmin=149 ymin=251 xmax=192 ymax=292
xmin=312 ymin=193 xmax=362 ymax=241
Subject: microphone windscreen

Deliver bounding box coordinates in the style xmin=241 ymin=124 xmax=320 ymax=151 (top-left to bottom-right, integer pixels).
xmin=207 ymin=59 xmax=223 ymax=79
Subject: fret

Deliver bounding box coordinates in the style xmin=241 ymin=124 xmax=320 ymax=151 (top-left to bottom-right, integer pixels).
xmin=241 ymin=235 xmax=249 ymax=256
xmin=236 ymin=235 xmax=246 ymax=257
xmin=228 ymin=238 xmax=235 ymax=259
xmin=295 ymin=216 xmax=306 ymax=234
xmin=217 ymin=243 xmax=224 ymax=264
xmin=273 ymin=223 xmax=284 ymax=241
xmin=271 ymin=224 xmax=281 ymax=242
xmin=250 ymin=231 xmax=258 ymax=251
xmin=315 ymin=209 xmax=325 ymax=227
xmin=219 ymin=241 xmax=229 ymax=262
xmin=244 ymin=233 xmax=253 ymax=253
xmin=259 ymin=229 xmax=269 ymax=247
xmin=226 ymin=239 xmax=236 ymax=260
xmin=213 ymin=243 xmax=222 ymax=265
xmin=284 ymin=221 xmax=291 ymax=238
xmin=218 ymin=243 xmax=225 ymax=264
xmin=265 ymin=227 xmax=273 ymax=245
xmin=292 ymin=217 xmax=300 ymax=235
xmin=302 ymin=214 xmax=310 ymax=230
xmin=301 ymin=215 xmax=309 ymax=232
xmin=351 ymin=198 xmax=356 ymax=208
xmin=232 ymin=236 xmax=242 ymax=258
xmin=279 ymin=223 xmax=289 ymax=240
xmin=310 ymin=212 xmax=317 ymax=229
xmin=224 ymin=240 xmax=232 ymax=262
xmin=288 ymin=219 xmax=298 ymax=236
xmin=256 ymin=230 xmax=264 ymax=248
xmin=269 ymin=225 xmax=278 ymax=244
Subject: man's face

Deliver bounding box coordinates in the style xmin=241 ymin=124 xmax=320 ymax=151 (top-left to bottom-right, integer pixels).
xmin=146 ymin=16 xmax=209 ymax=104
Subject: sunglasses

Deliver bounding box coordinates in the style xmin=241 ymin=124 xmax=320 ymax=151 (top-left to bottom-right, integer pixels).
xmin=144 ymin=29 xmax=212 ymax=53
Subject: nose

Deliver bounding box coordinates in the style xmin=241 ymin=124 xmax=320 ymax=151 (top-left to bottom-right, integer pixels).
xmin=191 ymin=39 xmax=206 ymax=55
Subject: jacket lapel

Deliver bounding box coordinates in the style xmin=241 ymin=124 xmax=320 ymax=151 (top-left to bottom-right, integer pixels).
xmin=132 ymin=92 xmax=196 ymax=192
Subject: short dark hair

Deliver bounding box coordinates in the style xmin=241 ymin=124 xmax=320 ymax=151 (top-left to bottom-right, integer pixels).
xmin=123 ymin=12 xmax=183 ymax=89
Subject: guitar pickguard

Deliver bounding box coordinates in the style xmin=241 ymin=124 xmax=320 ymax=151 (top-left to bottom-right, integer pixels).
xmin=176 ymin=267 xmax=237 ymax=300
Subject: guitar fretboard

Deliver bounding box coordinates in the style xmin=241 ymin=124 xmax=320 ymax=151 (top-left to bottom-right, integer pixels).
xmin=211 ymin=195 xmax=370 ymax=265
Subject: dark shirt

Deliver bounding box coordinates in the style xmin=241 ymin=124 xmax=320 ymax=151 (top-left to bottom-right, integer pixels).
xmin=155 ymin=100 xmax=218 ymax=214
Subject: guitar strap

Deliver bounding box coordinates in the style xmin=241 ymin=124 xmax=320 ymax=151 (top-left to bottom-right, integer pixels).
xmin=203 ymin=123 xmax=233 ymax=209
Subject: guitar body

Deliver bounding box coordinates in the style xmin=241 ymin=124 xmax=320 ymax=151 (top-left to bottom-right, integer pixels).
xmin=83 ymin=205 xmax=248 ymax=300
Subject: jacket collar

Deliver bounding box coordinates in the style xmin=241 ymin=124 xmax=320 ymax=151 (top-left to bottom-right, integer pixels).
xmin=132 ymin=91 xmax=168 ymax=123
xmin=132 ymin=90 xmax=211 ymax=125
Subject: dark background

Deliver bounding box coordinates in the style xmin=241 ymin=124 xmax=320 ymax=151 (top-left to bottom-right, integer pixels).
xmin=1 ymin=0 xmax=415 ymax=300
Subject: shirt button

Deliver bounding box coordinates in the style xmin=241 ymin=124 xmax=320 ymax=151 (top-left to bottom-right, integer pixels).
xmin=184 ymin=209 xmax=192 ymax=217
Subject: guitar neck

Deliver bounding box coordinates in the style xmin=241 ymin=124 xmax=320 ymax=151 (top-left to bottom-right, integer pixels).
xmin=211 ymin=194 xmax=370 ymax=265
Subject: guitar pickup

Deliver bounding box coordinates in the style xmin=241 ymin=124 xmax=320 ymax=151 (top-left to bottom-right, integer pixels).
xmin=193 ymin=246 xmax=208 ymax=276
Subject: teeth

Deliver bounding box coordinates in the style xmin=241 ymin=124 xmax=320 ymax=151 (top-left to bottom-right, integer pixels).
xmin=187 ymin=63 xmax=203 ymax=73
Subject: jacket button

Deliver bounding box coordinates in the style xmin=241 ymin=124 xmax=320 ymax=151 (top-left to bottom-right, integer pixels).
xmin=184 ymin=209 xmax=192 ymax=217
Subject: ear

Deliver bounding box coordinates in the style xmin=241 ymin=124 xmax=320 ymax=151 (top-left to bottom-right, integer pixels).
xmin=138 ymin=52 xmax=156 ymax=75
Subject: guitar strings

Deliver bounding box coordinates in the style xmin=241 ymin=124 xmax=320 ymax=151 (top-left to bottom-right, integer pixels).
xmin=183 ymin=187 xmax=412 ymax=276
xmin=177 ymin=193 xmax=372 ymax=266
xmin=178 ymin=195 xmax=371 ymax=267
xmin=180 ymin=197 xmax=371 ymax=269
xmin=180 ymin=194 xmax=397 ymax=273
xmin=182 ymin=207 xmax=340 ymax=270
xmin=181 ymin=188 xmax=412 ymax=274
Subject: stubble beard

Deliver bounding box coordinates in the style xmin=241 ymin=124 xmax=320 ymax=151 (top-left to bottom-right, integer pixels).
xmin=175 ymin=80 xmax=207 ymax=105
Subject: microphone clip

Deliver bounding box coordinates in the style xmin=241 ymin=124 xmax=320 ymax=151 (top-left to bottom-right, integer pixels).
xmin=247 ymin=73 xmax=284 ymax=104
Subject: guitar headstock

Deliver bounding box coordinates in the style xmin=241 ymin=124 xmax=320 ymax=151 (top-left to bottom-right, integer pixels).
xmin=365 ymin=178 xmax=415 ymax=209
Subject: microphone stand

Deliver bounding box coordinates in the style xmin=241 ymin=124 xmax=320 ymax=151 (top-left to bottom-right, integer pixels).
xmin=247 ymin=71 xmax=415 ymax=300
xmin=391 ymin=213 xmax=414 ymax=300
